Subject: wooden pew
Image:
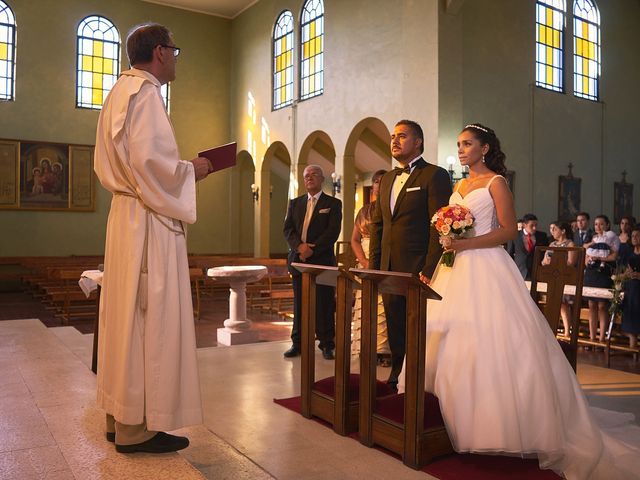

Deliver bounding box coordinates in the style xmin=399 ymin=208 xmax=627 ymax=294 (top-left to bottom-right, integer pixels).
xmin=529 ymin=246 xmax=585 ymax=372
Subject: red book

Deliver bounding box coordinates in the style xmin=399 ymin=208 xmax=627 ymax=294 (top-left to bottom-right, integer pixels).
xmin=198 ymin=142 xmax=237 ymax=173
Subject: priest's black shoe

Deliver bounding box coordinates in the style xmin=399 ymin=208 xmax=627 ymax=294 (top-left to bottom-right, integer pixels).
xmin=115 ymin=432 xmax=189 ymax=454
xmin=283 ymin=345 xmax=301 ymax=358
xmin=321 ymin=347 xmax=335 ymax=360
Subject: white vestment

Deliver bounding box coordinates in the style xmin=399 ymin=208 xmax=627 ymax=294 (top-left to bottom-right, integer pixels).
xmin=94 ymin=68 xmax=202 ymax=431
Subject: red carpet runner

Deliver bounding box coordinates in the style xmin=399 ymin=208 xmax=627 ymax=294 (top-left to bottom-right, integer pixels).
xmin=274 ymin=396 xmax=561 ymax=480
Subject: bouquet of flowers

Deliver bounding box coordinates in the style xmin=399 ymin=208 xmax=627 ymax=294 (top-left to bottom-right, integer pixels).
xmin=431 ymin=204 xmax=474 ymax=267
xmin=609 ymin=267 xmax=631 ymax=316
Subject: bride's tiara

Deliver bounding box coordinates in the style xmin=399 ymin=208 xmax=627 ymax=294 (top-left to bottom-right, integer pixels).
xmin=465 ymin=124 xmax=489 ymax=133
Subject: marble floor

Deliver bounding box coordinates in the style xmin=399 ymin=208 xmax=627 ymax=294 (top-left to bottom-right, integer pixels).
xmin=1 ymin=319 xmax=639 ymax=480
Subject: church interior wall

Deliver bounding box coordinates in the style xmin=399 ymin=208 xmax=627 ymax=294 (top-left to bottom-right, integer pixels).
xmin=0 ymin=0 xmax=230 ymax=256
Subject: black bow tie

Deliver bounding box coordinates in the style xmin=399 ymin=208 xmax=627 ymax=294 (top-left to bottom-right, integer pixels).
xmin=394 ymin=165 xmax=411 ymax=175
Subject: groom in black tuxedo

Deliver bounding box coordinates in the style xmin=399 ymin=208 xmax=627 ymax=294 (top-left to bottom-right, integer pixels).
xmin=507 ymin=213 xmax=549 ymax=280
xmin=283 ymin=165 xmax=342 ymax=360
xmin=369 ymin=120 xmax=452 ymax=388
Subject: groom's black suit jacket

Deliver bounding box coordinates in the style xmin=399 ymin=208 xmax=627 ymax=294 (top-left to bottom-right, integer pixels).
xmin=368 ymin=157 xmax=451 ymax=381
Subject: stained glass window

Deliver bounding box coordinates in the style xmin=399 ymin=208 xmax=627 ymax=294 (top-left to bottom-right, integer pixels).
xmin=535 ymin=0 xmax=565 ymax=92
xmin=573 ymin=0 xmax=600 ymax=101
xmin=300 ymin=0 xmax=323 ymax=101
xmin=273 ymin=10 xmax=293 ymax=110
xmin=0 ymin=1 xmax=16 ymax=101
xmin=76 ymin=15 xmax=120 ymax=109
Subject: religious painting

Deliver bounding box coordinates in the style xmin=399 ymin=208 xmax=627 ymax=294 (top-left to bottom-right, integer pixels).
xmin=558 ymin=175 xmax=581 ymax=222
xmin=613 ymin=181 xmax=633 ymax=224
xmin=0 ymin=140 xmax=19 ymax=208
xmin=0 ymin=138 xmax=95 ymax=211
xmin=19 ymin=141 xmax=69 ymax=209
xmin=505 ymin=170 xmax=516 ymax=195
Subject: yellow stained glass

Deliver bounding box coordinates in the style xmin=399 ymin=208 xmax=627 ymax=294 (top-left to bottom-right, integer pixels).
xmin=310 ymin=74 xmax=315 ymax=93
xmin=546 ymin=65 xmax=553 ymax=83
xmin=280 ymin=87 xmax=285 ymax=103
xmin=94 ymin=57 xmax=103 ymax=73
xmin=280 ymin=70 xmax=285 ymax=84
xmin=93 ymin=72 xmax=103 ymax=89
xmin=104 ymin=59 xmax=113 ymax=74
xmin=82 ymin=55 xmax=92 ymax=71
xmin=0 ymin=43 xmax=7 ymax=60
xmin=281 ymin=36 xmax=287 ymax=52
xmin=315 ymin=37 xmax=322 ymax=53
xmin=276 ymin=55 xmax=281 ymax=72
xmin=583 ymin=76 xmax=589 ymax=94
xmin=546 ymin=7 xmax=552 ymax=26
xmin=310 ymin=20 xmax=316 ymax=39
xmin=310 ymin=39 xmax=316 ymax=57
xmin=547 ymin=26 xmax=554 ymax=45
xmin=538 ymin=25 xmax=545 ymax=43
xmin=303 ymin=41 xmax=310 ymax=59
xmin=582 ymin=22 xmax=589 ymax=39
xmin=92 ymin=88 xmax=102 ymax=106
xmin=588 ymin=41 xmax=594 ymax=59
xmin=310 ymin=56 xmax=315 ymax=73
xmin=546 ymin=46 xmax=552 ymax=65
xmin=583 ymin=58 xmax=588 ymax=77
xmin=93 ymin=41 xmax=103 ymax=57
xmin=286 ymin=50 xmax=292 ymax=65
xmin=576 ymin=38 xmax=583 ymax=56
xmin=553 ymin=30 xmax=560 ymax=48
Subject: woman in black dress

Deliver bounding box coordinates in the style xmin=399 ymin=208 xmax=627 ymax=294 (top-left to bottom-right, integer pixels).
xmin=622 ymin=227 xmax=640 ymax=349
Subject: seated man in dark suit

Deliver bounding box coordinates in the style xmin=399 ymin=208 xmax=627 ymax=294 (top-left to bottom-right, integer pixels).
xmin=507 ymin=213 xmax=549 ymax=280
xmin=283 ymin=165 xmax=342 ymax=360
xmin=573 ymin=211 xmax=594 ymax=247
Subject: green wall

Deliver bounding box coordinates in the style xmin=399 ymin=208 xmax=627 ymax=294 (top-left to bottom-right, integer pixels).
xmin=0 ymin=0 xmax=231 ymax=256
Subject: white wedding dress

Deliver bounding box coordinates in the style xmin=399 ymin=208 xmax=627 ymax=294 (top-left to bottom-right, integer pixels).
xmin=398 ymin=176 xmax=640 ymax=479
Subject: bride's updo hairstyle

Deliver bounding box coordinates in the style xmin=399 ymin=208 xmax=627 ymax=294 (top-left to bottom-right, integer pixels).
xmin=462 ymin=123 xmax=507 ymax=176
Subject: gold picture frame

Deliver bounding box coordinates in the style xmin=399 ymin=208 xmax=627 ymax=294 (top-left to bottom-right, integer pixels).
xmin=0 ymin=138 xmax=95 ymax=211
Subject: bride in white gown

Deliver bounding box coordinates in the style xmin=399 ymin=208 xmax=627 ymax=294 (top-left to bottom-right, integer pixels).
xmin=399 ymin=124 xmax=640 ymax=479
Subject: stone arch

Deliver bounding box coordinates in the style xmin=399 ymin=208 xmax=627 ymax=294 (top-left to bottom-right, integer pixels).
xmin=233 ymin=150 xmax=255 ymax=255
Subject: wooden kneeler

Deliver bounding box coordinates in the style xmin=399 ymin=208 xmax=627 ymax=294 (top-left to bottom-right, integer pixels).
xmin=351 ymin=268 xmax=453 ymax=469
xmin=292 ymin=263 xmax=396 ymax=435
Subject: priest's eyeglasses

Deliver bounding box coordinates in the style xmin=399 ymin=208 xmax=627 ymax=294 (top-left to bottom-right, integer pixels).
xmin=160 ymin=45 xmax=181 ymax=57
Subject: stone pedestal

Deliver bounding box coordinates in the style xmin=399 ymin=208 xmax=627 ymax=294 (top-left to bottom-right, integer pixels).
xmin=207 ymin=265 xmax=268 ymax=346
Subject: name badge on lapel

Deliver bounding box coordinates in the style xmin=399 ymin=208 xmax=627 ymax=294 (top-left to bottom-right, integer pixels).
xmin=319 ymin=208 xmax=331 ymax=213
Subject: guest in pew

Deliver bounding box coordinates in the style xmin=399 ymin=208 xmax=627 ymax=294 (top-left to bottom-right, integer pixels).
xmin=621 ymin=227 xmax=640 ymax=350
xmin=94 ymin=23 xmax=213 ymax=454
xmin=583 ymin=215 xmax=620 ymax=344
xmin=573 ymin=211 xmax=594 ymax=247
xmin=507 ymin=213 xmax=548 ymax=280
xmin=369 ymin=119 xmax=452 ymax=389
xmin=617 ymin=215 xmax=635 ymax=267
xmin=541 ymin=221 xmax=577 ymax=336
xmin=283 ymin=165 xmax=342 ymax=360
xmin=350 ymin=169 xmax=391 ymax=366
xmin=399 ymin=124 xmax=640 ymax=479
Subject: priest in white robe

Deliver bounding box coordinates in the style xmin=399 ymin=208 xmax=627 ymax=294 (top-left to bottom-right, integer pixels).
xmin=94 ymin=23 xmax=212 ymax=454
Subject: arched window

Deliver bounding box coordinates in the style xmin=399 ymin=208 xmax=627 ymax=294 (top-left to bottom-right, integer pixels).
xmin=300 ymin=0 xmax=323 ymax=101
xmin=0 ymin=1 xmax=16 ymax=101
xmin=535 ymin=0 xmax=565 ymax=92
xmin=573 ymin=0 xmax=600 ymax=101
xmin=76 ymin=15 xmax=120 ymax=109
xmin=273 ymin=10 xmax=293 ymax=110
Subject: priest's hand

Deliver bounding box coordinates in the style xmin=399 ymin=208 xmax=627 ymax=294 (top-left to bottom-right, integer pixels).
xmin=192 ymin=157 xmax=213 ymax=181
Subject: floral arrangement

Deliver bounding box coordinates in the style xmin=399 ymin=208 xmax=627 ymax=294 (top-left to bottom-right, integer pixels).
xmin=431 ymin=204 xmax=474 ymax=267
xmin=609 ymin=267 xmax=631 ymax=316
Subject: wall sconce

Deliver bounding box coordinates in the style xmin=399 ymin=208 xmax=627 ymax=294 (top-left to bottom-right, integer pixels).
xmin=331 ymin=172 xmax=341 ymax=196
xmin=445 ymin=156 xmax=469 ymax=185
xmin=251 ymin=183 xmax=259 ymax=202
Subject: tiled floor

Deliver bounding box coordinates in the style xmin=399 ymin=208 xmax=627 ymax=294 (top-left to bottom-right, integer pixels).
xmin=2 ymin=318 xmax=639 ymax=480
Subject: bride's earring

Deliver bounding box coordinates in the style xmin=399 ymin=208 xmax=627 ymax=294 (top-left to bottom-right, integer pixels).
xmin=482 ymin=155 xmax=485 ymax=163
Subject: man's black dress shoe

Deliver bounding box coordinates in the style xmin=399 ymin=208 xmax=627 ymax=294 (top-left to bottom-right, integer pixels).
xmin=106 ymin=432 xmax=115 ymax=443
xmin=283 ymin=345 xmax=301 ymax=358
xmin=115 ymin=432 xmax=189 ymax=454
xmin=322 ymin=347 xmax=335 ymax=360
